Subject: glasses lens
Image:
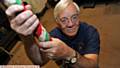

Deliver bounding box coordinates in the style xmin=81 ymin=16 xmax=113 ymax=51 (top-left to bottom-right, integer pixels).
xmin=60 ymin=17 xmax=69 ymax=24
xmin=71 ymin=14 xmax=79 ymax=23
xmin=59 ymin=14 xmax=79 ymax=25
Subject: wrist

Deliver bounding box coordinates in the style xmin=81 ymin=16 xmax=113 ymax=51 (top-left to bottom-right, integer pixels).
xmin=19 ymin=34 xmax=34 ymax=39
xmin=64 ymin=50 xmax=77 ymax=64
xmin=19 ymin=34 xmax=35 ymax=44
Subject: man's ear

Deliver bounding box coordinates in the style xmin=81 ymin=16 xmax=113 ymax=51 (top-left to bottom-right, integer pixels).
xmin=55 ymin=18 xmax=60 ymax=27
xmin=56 ymin=22 xmax=61 ymax=29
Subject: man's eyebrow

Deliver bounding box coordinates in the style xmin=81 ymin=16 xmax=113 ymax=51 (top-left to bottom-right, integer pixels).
xmin=59 ymin=12 xmax=79 ymax=19
xmin=60 ymin=17 xmax=68 ymax=19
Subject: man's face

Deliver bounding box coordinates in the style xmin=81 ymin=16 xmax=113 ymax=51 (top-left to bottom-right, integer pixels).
xmin=57 ymin=3 xmax=80 ymax=37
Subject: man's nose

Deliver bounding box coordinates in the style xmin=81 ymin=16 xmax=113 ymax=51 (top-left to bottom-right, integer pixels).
xmin=67 ymin=19 xmax=74 ymax=27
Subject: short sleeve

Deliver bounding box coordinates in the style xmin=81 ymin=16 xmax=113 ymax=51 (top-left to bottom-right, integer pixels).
xmin=49 ymin=29 xmax=56 ymax=37
xmin=83 ymin=26 xmax=100 ymax=54
xmin=49 ymin=28 xmax=61 ymax=38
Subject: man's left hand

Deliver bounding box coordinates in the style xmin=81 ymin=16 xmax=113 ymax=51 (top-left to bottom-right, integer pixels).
xmin=39 ymin=38 xmax=75 ymax=60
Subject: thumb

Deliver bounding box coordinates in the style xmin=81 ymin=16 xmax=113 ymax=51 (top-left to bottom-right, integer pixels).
xmin=24 ymin=4 xmax=32 ymax=10
xmin=39 ymin=41 xmax=54 ymax=49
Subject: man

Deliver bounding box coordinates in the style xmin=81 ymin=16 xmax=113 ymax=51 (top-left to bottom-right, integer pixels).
xmin=6 ymin=0 xmax=100 ymax=68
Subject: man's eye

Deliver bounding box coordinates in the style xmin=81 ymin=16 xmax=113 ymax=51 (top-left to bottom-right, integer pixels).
xmin=72 ymin=15 xmax=78 ymax=19
xmin=60 ymin=18 xmax=68 ymax=23
xmin=61 ymin=19 xmax=67 ymax=23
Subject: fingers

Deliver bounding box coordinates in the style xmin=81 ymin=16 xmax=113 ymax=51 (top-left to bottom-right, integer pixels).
xmin=10 ymin=10 xmax=33 ymax=33
xmin=40 ymin=48 xmax=56 ymax=59
xmin=14 ymin=15 xmax=39 ymax=36
xmin=47 ymin=53 xmax=57 ymax=60
xmin=40 ymin=48 xmax=56 ymax=53
xmin=25 ymin=4 xmax=31 ymax=10
xmin=19 ymin=15 xmax=37 ymax=30
xmin=40 ymin=48 xmax=59 ymax=60
xmin=39 ymin=41 xmax=55 ymax=49
xmin=38 ymin=38 xmax=61 ymax=49
xmin=6 ymin=4 xmax=31 ymax=16
xmin=6 ymin=4 xmax=39 ymax=36
xmin=6 ymin=4 xmax=24 ymax=16
xmin=23 ymin=18 xmax=39 ymax=36
xmin=10 ymin=12 xmax=39 ymax=36
xmin=12 ymin=10 xmax=33 ymax=25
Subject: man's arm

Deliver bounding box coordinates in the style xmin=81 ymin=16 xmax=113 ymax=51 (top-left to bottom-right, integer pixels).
xmin=38 ymin=37 xmax=99 ymax=68
xmin=5 ymin=4 xmax=50 ymax=66
xmin=69 ymin=52 xmax=99 ymax=68
xmin=70 ymin=26 xmax=100 ymax=68
xmin=55 ymin=49 xmax=98 ymax=68
xmin=19 ymin=35 xmax=49 ymax=66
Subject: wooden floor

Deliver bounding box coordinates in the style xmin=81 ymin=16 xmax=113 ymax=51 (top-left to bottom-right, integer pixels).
xmin=8 ymin=3 xmax=120 ymax=68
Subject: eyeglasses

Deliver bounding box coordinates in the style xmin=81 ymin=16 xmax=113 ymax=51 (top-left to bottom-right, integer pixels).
xmin=58 ymin=13 xmax=79 ymax=25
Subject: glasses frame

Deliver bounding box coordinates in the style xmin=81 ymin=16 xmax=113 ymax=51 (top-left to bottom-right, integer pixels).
xmin=57 ymin=13 xmax=79 ymax=25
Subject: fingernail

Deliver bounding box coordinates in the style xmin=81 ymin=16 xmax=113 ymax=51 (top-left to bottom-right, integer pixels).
xmin=26 ymin=12 xmax=31 ymax=17
xmin=18 ymin=5 xmax=24 ymax=10
xmin=25 ymin=4 xmax=31 ymax=9
xmin=24 ymin=11 xmax=32 ymax=17
xmin=40 ymin=48 xmax=42 ymax=50
xmin=40 ymin=48 xmax=44 ymax=51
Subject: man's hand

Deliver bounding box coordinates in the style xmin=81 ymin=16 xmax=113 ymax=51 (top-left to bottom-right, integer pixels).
xmin=6 ymin=4 xmax=50 ymax=66
xmin=6 ymin=5 xmax=39 ymax=36
xmin=39 ymin=38 xmax=75 ymax=60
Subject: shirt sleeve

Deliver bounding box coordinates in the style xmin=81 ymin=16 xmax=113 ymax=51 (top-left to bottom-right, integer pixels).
xmin=49 ymin=28 xmax=60 ymax=38
xmin=83 ymin=26 xmax=100 ymax=55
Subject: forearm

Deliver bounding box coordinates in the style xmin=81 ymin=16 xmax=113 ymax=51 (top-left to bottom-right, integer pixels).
xmin=70 ymin=52 xmax=98 ymax=68
xmin=19 ymin=34 xmax=49 ymax=65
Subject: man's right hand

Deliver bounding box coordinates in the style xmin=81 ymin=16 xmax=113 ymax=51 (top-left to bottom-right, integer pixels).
xmin=5 ymin=4 xmax=50 ymax=65
xmin=6 ymin=5 xmax=39 ymax=36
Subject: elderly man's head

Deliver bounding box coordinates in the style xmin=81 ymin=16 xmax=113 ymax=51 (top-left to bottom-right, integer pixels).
xmin=54 ymin=0 xmax=80 ymax=37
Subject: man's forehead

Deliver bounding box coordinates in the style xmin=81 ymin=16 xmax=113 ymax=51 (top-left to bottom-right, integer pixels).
xmin=59 ymin=3 xmax=78 ymax=18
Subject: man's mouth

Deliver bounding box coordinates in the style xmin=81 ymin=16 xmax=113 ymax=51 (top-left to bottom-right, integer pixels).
xmin=66 ymin=27 xmax=76 ymax=33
